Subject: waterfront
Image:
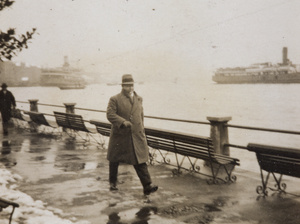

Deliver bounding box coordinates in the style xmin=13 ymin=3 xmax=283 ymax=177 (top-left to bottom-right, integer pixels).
xmin=1 ymin=123 xmax=300 ymax=224
xmin=11 ymin=79 xmax=300 ymax=172
xmin=0 ymin=79 xmax=300 ymax=223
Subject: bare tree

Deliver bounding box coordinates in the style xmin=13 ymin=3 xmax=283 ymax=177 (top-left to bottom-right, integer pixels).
xmin=0 ymin=0 xmax=36 ymax=61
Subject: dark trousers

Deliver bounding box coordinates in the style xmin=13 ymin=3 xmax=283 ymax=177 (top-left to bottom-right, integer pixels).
xmin=109 ymin=162 xmax=152 ymax=188
xmin=1 ymin=111 xmax=10 ymax=134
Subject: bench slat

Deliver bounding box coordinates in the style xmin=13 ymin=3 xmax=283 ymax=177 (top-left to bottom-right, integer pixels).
xmin=95 ymin=127 xmax=111 ymax=136
xmin=248 ymin=143 xmax=300 ymax=159
xmin=25 ymin=111 xmax=59 ymax=128
xmin=248 ymin=143 xmax=300 ymax=179
xmin=54 ymin=111 xmax=93 ymax=133
xmin=146 ymin=129 xmax=238 ymax=165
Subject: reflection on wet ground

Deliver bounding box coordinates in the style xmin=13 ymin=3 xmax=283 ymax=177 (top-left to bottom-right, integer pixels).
xmin=55 ymin=154 xmax=86 ymax=172
xmin=0 ymin=140 xmax=17 ymax=167
xmin=1 ymin=140 xmax=11 ymax=154
xmin=107 ymin=206 xmax=158 ymax=224
xmin=1 ymin=125 xmax=300 ymax=224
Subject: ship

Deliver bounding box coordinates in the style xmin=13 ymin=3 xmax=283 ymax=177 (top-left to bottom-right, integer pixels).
xmin=40 ymin=69 xmax=86 ymax=90
xmin=40 ymin=56 xmax=86 ymax=89
xmin=212 ymin=47 xmax=300 ymax=84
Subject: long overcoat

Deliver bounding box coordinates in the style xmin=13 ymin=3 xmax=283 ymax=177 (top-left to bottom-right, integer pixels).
xmin=0 ymin=90 xmax=16 ymax=122
xmin=106 ymin=90 xmax=149 ymax=165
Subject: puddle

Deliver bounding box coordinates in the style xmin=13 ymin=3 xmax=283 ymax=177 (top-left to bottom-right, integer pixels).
xmin=54 ymin=161 xmax=86 ymax=172
xmin=20 ymin=139 xmax=52 ymax=153
xmin=204 ymin=204 xmax=222 ymax=212
xmin=0 ymin=157 xmax=17 ymax=168
xmin=160 ymin=204 xmax=203 ymax=216
xmin=56 ymin=154 xmax=81 ymax=161
xmin=108 ymin=206 xmax=158 ymax=224
xmin=1 ymin=140 xmax=11 ymax=155
xmin=203 ymin=196 xmax=228 ymax=212
xmin=33 ymin=156 xmax=46 ymax=161
xmin=72 ymin=195 xmax=98 ymax=206
xmin=212 ymin=196 xmax=229 ymax=207
xmin=54 ymin=153 xmax=87 ymax=171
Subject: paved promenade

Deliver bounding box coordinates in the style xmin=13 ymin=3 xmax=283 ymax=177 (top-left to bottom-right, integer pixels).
xmin=0 ymin=122 xmax=300 ymax=224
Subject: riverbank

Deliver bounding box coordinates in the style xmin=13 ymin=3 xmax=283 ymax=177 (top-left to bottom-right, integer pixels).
xmin=0 ymin=122 xmax=300 ymax=224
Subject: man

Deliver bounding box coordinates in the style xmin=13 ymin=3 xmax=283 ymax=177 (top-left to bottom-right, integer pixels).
xmin=0 ymin=83 xmax=16 ymax=135
xmin=106 ymin=74 xmax=158 ymax=196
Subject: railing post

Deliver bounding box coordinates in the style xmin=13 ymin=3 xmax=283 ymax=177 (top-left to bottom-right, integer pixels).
xmin=207 ymin=116 xmax=232 ymax=156
xmin=64 ymin=103 xmax=76 ymax=114
xmin=28 ymin=99 xmax=39 ymax=112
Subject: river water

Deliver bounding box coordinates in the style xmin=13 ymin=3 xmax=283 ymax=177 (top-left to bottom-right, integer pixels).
xmin=10 ymin=79 xmax=300 ymax=172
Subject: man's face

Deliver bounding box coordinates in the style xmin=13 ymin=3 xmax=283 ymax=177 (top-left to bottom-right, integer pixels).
xmin=122 ymin=84 xmax=134 ymax=95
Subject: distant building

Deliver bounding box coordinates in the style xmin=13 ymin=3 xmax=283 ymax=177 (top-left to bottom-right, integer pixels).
xmin=0 ymin=61 xmax=41 ymax=87
xmin=0 ymin=56 xmax=88 ymax=88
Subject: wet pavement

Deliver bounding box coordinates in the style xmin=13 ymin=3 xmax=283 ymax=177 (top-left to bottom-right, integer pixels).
xmin=1 ymin=121 xmax=300 ymax=223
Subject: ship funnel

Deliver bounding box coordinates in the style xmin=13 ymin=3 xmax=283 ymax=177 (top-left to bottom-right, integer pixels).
xmin=282 ymin=47 xmax=288 ymax=65
xmin=63 ymin=56 xmax=70 ymax=69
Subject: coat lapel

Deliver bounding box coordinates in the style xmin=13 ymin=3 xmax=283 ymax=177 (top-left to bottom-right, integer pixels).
xmin=131 ymin=93 xmax=140 ymax=114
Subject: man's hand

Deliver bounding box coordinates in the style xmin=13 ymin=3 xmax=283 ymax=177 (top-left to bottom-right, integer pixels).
xmin=122 ymin=121 xmax=132 ymax=128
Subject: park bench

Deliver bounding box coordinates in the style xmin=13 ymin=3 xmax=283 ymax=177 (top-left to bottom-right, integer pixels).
xmin=90 ymin=119 xmax=111 ymax=137
xmin=145 ymin=127 xmax=240 ymax=184
xmin=53 ymin=111 xmax=99 ymax=145
xmin=247 ymin=143 xmax=300 ymax=197
xmin=89 ymin=119 xmax=240 ymax=184
xmin=89 ymin=119 xmax=111 ymax=147
xmin=0 ymin=197 xmax=19 ymax=224
xmin=23 ymin=111 xmax=61 ymax=135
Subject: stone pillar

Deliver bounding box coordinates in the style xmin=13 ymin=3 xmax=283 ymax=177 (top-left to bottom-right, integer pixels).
xmin=207 ymin=116 xmax=232 ymax=156
xmin=64 ymin=103 xmax=76 ymax=114
xmin=28 ymin=99 xmax=39 ymax=112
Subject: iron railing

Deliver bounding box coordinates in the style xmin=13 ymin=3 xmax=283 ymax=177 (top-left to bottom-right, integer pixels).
xmin=16 ymin=100 xmax=300 ymax=150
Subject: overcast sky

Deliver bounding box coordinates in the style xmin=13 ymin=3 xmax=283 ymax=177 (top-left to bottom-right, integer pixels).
xmin=1 ymin=0 xmax=300 ymax=81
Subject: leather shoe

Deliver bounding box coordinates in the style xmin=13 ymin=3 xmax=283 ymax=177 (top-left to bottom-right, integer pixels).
xmin=109 ymin=183 xmax=118 ymax=191
xmin=143 ymin=184 xmax=158 ymax=195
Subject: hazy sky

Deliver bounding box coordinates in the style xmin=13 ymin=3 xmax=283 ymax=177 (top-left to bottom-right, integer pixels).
xmin=1 ymin=0 xmax=300 ymax=81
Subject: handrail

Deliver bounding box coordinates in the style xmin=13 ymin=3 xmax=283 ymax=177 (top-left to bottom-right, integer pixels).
xmin=17 ymin=101 xmax=66 ymax=109
xmin=225 ymin=143 xmax=248 ymax=150
xmin=16 ymin=101 xmax=210 ymax=125
xmin=143 ymin=115 xmax=210 ymax=125
xmin=72 ymin=107 xmax=106 ymax=113
xmin=16 ymin=100 xmax=300 ymax=136
xmin=225 ymin=124 xmax=300 ymax=135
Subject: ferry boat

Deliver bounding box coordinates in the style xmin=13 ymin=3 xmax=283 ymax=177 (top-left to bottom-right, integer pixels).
xmin=40 ymin=56 xmax=86 ymax=89
xmin=40 ymin=70 xmax=86 ymax=89
xmin=212 ymin=47 xmax=300 ymax=84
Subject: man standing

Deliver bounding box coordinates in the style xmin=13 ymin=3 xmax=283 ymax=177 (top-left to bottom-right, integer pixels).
xmin=106 ymin=74 xmax=158 ymax=196
xmin=0 ymin=83 xmax=16 ymax=135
